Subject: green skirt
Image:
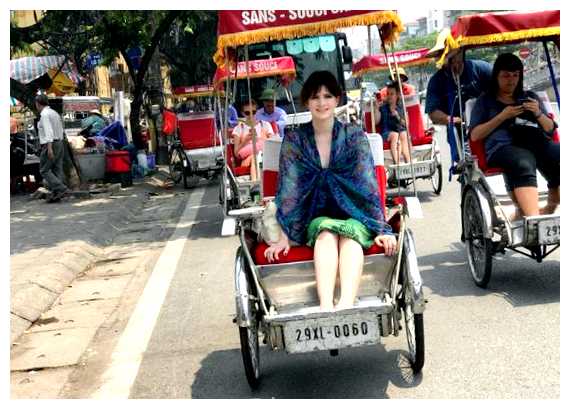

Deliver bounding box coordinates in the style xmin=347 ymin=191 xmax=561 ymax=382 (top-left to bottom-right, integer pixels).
xmin=306 ymin=217 xmax=375 ymax=249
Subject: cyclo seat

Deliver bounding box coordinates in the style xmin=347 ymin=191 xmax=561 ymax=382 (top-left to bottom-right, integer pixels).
xmin=228 ymin=121 xmax=280 ymax=177
xmin=362 ymin=94 xmax=433 ymax=150
xmin=256 ymin=133 xmax=397 ymax=265
xmin=465 ymin=98 xmax=505 ymax=176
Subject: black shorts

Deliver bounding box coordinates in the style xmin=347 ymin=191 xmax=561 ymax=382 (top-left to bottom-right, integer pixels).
xmin=487 ymin=132 xmax=560 ymax=191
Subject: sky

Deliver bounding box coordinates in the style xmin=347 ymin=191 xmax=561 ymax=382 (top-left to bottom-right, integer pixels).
xmin=398 ymin=8 xmax=430 ymax=23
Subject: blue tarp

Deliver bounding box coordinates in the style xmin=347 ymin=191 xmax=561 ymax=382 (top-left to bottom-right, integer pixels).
xmin=99 ymin=121 xmax=128 ymax=150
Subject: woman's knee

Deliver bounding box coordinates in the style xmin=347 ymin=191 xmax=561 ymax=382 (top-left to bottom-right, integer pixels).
xmin=316 ymin=230 xmax=339 ymax=244
xmin=338 ymin=236 xmax=363 ymax=251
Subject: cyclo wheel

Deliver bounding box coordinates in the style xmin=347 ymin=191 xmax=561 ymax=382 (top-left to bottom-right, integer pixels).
xmin=400 ymin=254 xmax=425 ymax=374
xmin=463 ymin=188 xmax=493 ymax=288
xmin=431 ymin=162 xmax=443 ymax=195
xmin=236 ymin=248 xmax=261 ymax=389
xmin=168 ymin=146 xmax=185 ymax=185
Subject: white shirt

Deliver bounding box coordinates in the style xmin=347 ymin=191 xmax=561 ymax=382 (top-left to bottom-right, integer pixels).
xmin=38 ymin=106 xmax=64 ymax=144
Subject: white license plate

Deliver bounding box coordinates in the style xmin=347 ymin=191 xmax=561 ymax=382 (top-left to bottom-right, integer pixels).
xmin=283 ymin=313 xmax=380 ymax=354
xmin=393 ymin=163 xmax=431 ymax=179
xmin=538 ymin=219 xmax=560 ymax=244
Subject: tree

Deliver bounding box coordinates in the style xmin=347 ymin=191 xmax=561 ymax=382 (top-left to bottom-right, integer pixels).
xmin=159 ymin=12 xmax=218 ymax=87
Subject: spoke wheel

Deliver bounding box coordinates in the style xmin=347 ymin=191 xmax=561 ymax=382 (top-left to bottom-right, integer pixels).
xmin=463 ymin=188 xmax=493 ymax=288
xmin=431 ymin=162 xmax=443 ymax=195
xmin=236 ymin=249 xmax=261 ymax=389
xmin=168 ymin=147 xmax=185 ymax=185
xmin=239 ymin=321 xmax=261 ymax=390
xmin=402 ymin=301 xmax=425 ymax=374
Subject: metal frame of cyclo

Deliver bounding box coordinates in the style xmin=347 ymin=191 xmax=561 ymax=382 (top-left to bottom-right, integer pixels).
xmin=376 ymin=26 xmax=418 ymax=197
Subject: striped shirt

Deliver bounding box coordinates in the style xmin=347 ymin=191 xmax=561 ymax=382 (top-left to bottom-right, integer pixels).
xmin=38 ymin=106 xmax=64 ymax=145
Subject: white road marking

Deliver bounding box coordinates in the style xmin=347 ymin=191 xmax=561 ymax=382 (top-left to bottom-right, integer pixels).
xmin=91 ymin=188 xmax=206 ymax=398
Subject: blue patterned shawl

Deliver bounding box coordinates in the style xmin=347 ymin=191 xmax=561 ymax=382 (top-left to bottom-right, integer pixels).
xmin=275 ymin=120 xmax=392 ymax=245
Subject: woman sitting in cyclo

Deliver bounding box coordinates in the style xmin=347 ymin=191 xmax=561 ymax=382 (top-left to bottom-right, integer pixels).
xmin=232 ymin=100 xmax=276 ymax=181
xmin=264 ymin=71 xmax=396 ymax=311
xmin=379 ymin=82 xmax=411 ymax=164
xmin=469 ymin=53 xmax=559 ymax=219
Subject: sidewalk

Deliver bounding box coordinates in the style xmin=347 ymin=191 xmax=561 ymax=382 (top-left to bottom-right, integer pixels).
xmin=10 ymin=168 xmax=177 ymax=343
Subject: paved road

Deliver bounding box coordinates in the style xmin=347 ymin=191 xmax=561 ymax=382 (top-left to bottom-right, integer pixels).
xmin=115 ymin=127 xmax=559 ymax=398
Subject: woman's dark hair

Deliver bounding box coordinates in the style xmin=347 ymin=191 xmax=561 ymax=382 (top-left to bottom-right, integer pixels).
xmin=240 ymin=99 xmax=257 ymax=112
xmin=490 ymin=53 xmax=524 ymax=97
xmin=300 ymin=70 xmax=342 ymax=105
xmin=385 ymin=81 xmax=400 ymax=93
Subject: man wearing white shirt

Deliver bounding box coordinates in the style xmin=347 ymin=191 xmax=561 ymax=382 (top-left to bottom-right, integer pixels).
xmin=35 ymin=94 xmax=68 ymax=202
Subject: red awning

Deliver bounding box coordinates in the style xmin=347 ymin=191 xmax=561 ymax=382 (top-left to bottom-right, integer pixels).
xmin=213 ymin=56 xmax=296 ymax=90
xmin=214 ymin=10 xmax=403 ymax=67
xmin=352 ymin=48 xmax=431 ymax=77
xmin=451 ymin=10 xmax=560 ymax=48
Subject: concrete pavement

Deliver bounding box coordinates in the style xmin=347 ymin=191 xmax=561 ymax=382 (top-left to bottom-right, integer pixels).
xmin=10 ymin=168 xmax=180 ymax=342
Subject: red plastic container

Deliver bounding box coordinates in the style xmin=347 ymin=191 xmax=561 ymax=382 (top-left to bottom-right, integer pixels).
xmin=105 ymin=150 xmax=131 ymax=173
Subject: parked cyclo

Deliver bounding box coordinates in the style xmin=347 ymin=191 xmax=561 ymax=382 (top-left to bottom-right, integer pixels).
xmin=215 ymin=10 xmax=427 ymax=389
xmin=440 ymin=10 xmax=560 ymax=288
xmin=214 ymin=56 xmax=296 ymax=212
xmin=168 ymin=85 xmax=224 ymax=188
xmin=353 ymin=48 xmax=443 ymax=194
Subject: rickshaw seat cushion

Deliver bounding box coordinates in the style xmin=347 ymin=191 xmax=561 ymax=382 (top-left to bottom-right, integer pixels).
xmin=253 ymin=213 xmax=400 ymax=265
xmin=178 ymin=115 xmax=218 ymax=150
xmin=469 ymin=137 xmax=505 ymax=175
xmin=234 ymin=166 xmax=250 ymax=176
xmin=226 ymin=140 xmax=250 ymax=176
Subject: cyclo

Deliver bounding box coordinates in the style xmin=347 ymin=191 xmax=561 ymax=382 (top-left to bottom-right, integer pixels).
xmin=168 ymin=84 xmax=224 ymax=188
xmin=353 ymin=48 xmax=443 ymax=195
xmin=441 ymin=10 xmax=560 ymax=287
xmin=214 ymin=56 xmax=296 ymax=212
xmin=215 ymin=10 xmax=427 ymax=389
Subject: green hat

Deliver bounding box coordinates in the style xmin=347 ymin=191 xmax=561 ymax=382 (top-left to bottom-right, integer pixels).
xmin=259 ymin=88 xmax=275 ymax=101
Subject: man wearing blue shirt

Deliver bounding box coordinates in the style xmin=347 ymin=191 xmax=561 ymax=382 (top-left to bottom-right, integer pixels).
xmin=255 ymin=88 xmax=287 ymax=137
xmin=425 ymin=49 xmax=492 ymax=126
xmin=425 ymin=48 xmax=492 ymax=175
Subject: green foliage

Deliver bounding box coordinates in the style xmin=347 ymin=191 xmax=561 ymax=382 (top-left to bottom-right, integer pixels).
xmin=395 ymin=31 xmax=439 ymax=53
xmin=160 ymin=11 xmax=218 ymax=87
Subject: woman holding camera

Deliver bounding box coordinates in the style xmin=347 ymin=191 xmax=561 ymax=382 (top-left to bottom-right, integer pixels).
xmin=469 ymin=53 xmax=559 ymax=217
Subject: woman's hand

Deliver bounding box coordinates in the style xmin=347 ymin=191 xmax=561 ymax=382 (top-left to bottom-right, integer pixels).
xmin=264 ymin=233 xmax=291 ymax=262
xmin=374 ymin=234 xmax=397 ymax=257
xmin=522 ymin=98 xmax=541 ymax=118
xmin=500 ymin=105 xmax=525 ymax=121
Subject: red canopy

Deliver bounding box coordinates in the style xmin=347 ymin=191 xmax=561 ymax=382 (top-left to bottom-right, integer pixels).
xmin=214 ymin=10 xmax=403 ymax=67
xmin=213 ymin=56 xmax=296 ymax=90
xmin=452 ymin=10 xmax=560 ymax=48
xmin=352 ymin=48 xmax=430 ymax=77
xmin=172 ymin=85 xmax=220 ymax=97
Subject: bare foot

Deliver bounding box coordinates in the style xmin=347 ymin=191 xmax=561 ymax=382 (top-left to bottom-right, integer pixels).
xmin=334 ymin=302 xmax=354 ymax=311
xmin=320 ymin=305 xmax=335 ymax=313
xmin=540 ymin=204 xmax=558 ymax=215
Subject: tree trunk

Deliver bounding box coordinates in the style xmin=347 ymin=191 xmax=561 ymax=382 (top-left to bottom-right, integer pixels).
xmin=121 ymin=11 xmax=178 ymax=151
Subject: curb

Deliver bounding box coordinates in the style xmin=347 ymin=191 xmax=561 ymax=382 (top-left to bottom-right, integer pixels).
xmin=10 ymin=185 xmax=154 ymax=343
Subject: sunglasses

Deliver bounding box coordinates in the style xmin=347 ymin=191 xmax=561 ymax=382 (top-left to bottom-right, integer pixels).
xmin=243 ymin=110 xmax=256 ymax=115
